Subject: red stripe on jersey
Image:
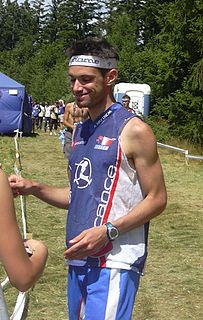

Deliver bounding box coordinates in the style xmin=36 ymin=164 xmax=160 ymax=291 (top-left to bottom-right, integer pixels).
xmin=102 ymin=144 xmax=122 ymax=223
xmin=98 ymin=145 xmax=122 ymax=266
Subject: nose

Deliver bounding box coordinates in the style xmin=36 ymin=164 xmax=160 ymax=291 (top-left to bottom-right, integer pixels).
xmin=72 ymin=79 xmax=83 ymax=93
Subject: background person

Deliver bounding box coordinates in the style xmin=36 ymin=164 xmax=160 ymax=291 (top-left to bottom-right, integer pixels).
xmin=9 ymin=37 xmax=167 ymax=320
xmin=44 ymin=102 xmax=51 ymax=132
xmin=37 ymin=102 xmax=45 ymax=130
xmin=63 ymin=101 xmax=88 ymax=161
xmin=58 ymin=99 xmax=66 ymax=129
xmin=49 ymin=102 xmax=59 ymax=135
xmin=122 ymin=94 xmax=134 ymax=113
xmin=31 ymin=102 xmax=41 ymax=133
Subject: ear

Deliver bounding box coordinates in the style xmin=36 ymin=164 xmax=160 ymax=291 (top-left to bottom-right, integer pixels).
xmin=105 ymin=69 xmax=118 ymax=86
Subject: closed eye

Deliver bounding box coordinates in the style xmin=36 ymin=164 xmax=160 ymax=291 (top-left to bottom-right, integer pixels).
xmin=69 ymin=75 xmax=95 ymax=86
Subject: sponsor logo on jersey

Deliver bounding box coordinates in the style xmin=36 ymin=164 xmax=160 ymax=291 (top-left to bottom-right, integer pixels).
xmin=74 ymin=157 xmax=92 ymax=189
xmin=72 ymin=140 xmax=85 ymax=149
xmin=94 ymin=136 xmax=115 ymax=151
xmin=94 ymin=164 xmax=116 ymax=226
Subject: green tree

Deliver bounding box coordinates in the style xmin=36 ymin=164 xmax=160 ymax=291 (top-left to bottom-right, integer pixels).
xmin=0 ymin=0 xmax=20 ymax=50
xmin=31 ymin=0 xmax=48 ymax=43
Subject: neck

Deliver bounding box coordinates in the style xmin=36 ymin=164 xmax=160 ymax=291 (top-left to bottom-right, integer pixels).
xmin=88 ymin=95 xmax=116 ymax=121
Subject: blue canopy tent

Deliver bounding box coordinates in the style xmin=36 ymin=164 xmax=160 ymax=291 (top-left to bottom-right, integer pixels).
xmin=0 ymin=72 xmax=32 ymax=134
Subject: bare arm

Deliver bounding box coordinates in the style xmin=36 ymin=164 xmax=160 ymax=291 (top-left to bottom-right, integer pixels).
xmin=63 ymin=103 xmax=75 ymax=131
xmin=113 ymin=117 xmax=167 ymax=233
xmin=9 ymin=175 xmax=69 ymax=209
xmin=0 ymin=169 xmax=48 ymax=292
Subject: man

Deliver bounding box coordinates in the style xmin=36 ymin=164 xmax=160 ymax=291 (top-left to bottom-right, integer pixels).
xmin=37 ymin=102 xmax=45 ymax=130
xmin=31 ymin=102 xmax=41 ymax=133
xmin=122 ymin=94 xmax=133 ymax=112
xmin=44 ymin=102 xmax=51 ymax=133
xmin=63 ymin=101 xmax=88 ymax=160
xmin=9 ymin=37 xmax=167 ymax=319
xmin=58 ymin=99 xmax=65 ymax=129
xmin=49 ymin=102 xmax=59 ymax=135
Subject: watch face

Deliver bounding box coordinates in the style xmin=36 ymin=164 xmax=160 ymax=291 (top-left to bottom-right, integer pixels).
xmin=110 ymin=228 xmax=118 ymax=239
xmin=106 ymin=222 xmax=119 ymax=241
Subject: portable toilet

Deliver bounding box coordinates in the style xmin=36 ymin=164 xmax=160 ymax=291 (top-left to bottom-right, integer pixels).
xmin=114 ymin=83 xmax=151 ymax=116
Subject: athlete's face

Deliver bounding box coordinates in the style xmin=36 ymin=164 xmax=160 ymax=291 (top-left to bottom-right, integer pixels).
xmin=68 ymin=66 xmax=111 ymax=110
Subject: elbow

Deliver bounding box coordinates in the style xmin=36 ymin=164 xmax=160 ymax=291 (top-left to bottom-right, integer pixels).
xmin=9 ymin=272 xmax=36 ymax=292
xmin=158 ymin=191 xmax=167 ymax=215
xmin=149 ymin=191 xmax=167 ymax=218
xmin=8 ymin=244 xmax=48 ymax=292
xmin=10 ymin=276 xmax=35 ymax=292
xmin=9 ymin=265 xmax=39 ymax=292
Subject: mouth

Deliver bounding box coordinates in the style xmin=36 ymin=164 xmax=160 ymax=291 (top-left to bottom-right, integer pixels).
xmin=75 ymin=93 xmax=88 ymax=101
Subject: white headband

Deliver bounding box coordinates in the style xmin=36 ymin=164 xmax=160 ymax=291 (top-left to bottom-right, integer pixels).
xmin=69 ymin=55 xmax=117 ymax=69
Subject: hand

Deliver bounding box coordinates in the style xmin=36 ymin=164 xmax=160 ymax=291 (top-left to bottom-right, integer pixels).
xmin=24 ymin=240 xmax=33 ymax=256
xmin=8 ymin=175 xmax=33 ymax=197
xmin=64 ymin=225 xmax=111 ymax=260
xmin=24 ymin=239 xmax=48 ymax=258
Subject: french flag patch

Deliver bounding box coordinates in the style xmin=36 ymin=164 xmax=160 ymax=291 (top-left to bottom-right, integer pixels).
xmin=95 ymin=136 xmax=115 ymax=150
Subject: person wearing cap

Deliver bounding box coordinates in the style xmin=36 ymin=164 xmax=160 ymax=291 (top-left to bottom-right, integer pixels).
xmin=8 ymin=37 xmax=167 ymax=319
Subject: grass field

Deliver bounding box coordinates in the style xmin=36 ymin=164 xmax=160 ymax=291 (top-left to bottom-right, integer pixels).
xmin=0 ymin=131 xmax=202 ymax=319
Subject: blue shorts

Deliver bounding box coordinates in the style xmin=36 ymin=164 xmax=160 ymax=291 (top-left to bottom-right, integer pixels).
xmin=67 ymin=265 xmax=140 ymax=320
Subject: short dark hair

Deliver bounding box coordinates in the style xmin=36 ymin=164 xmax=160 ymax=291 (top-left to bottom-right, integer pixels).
xmin=67 ymin=37 xmax=119 ymax=60
xmin=122 ymin=94 xmax=130 ymax=101
xmin=67 ymin=37 xmax=119 ymax=76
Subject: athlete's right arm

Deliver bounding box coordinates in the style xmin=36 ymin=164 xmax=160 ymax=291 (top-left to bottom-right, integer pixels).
xmin=8 ymin=175 xmax=69 ymax=209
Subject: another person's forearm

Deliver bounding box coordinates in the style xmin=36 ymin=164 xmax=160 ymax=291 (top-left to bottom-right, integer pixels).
xmin=24 ymin=241 xmax=48 ymax=291
xmin=9 ymin=240 xmax=48 ymax=292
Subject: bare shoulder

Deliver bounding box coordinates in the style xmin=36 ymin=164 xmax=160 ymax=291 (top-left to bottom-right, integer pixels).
xmin=123 ymin=116 xmax=156 ymax=142
xmin=64 ymin=102 xmax=74 ymax=115
xmin=65 ymin=102 xmax=73 ymax=110
xmin=121 ymin=117 xmax=158 ymax=160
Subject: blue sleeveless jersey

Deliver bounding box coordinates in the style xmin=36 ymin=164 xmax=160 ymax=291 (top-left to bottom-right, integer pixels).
xmin=66 ymin=103 xmax=149 ymax=274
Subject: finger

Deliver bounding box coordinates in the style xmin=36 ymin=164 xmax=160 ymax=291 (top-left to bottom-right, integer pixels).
xmin=69 ymin=233 xmax=85 ymax=244
xmin=8 ymin=175 xmax=17 ymax=182
xmin=64 ymin=244 xmax=84 ymax=258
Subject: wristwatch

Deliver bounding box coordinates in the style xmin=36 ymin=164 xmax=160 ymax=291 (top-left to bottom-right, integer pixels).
xmin=105 ymin=222 xmax=119 ymax=241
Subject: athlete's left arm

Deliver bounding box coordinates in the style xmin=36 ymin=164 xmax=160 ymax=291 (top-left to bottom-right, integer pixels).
xmin=114 ymin=117 xmax=167 ymax=234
